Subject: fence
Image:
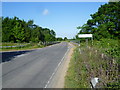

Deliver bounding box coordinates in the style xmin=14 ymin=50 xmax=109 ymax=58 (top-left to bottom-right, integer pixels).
xmin=0 ymin=45 xmax=27 ymax=48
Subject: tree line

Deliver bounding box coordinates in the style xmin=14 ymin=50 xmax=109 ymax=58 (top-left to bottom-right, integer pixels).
xmin=2 ymin=16 xmax=63 ymax=43
xmin=76 ymin=2 xmax=120 ymax=40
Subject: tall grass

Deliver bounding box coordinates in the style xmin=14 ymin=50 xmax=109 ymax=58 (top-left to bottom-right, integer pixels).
xmin=65 ymin=39 xmax=119 ymax=88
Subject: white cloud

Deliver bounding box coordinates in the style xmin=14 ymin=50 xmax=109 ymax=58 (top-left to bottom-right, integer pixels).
xmin=42 ymin=9 xmax=49 ymax=15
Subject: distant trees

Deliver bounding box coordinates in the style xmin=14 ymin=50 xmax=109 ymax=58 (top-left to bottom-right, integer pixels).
xmin=56 ymin=37 xmax=63 ymax=41
xmin=76 ymin=2 xmax=120 ymax=40
xmin=64 ymin=37 xmax=68 ymax=41
xmin=2 ymin=17 xmax=57 ymax=43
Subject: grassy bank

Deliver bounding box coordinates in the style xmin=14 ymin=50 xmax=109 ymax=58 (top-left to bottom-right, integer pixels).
xmin=1 ymin=42 xmax=45 ymax=51
xmin=2 ymin=43 xmax=28 ymax=46
xmin=65 ymin=47 xmax=91 ymax=88
xmin=65 ymin=39 xmax=119 ymax=88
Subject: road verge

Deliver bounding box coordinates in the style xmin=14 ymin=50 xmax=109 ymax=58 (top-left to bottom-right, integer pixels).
xmin=46 ymin=43 xmax=75 ymax=88
xmin=64 ymin=45 xmax=119 ymax=88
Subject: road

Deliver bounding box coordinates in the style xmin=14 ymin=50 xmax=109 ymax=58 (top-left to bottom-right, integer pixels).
xmin=2 ymin=42 xmax=70 ymax=88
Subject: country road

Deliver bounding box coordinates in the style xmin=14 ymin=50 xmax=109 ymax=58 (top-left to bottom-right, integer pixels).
xmin=2 ymin=42 xmax=71 ymax=88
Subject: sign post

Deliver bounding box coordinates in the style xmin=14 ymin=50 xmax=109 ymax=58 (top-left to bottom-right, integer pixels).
xmin=78 ymin=34 xmax=92 ymax=38
xmin=78 ymin=34 xmax=93 ymax=47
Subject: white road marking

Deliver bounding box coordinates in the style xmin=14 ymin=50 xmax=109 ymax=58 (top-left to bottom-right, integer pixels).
xmin=2 ymin=60 xmax=11 ymax=65
xmin=15 ymin=53 xmax=29 ymax=58
xmin=2 ymin=53 xmax=30 ymax=65
xmin=44 ymin=46 xmax=70 ymax=88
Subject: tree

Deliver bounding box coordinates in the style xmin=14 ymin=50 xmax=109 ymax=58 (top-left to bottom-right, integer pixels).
xmin=57 ymin=37 xmax=63 ymax=41
xmin=12 ymin=21 xmax=25 ymax=42
xmin=0 ymin=17 xmax=2 ymax=42
xmin=31 ymin=26 xmax=45 ymax=42
xmin=2 ymin=17 xmax=15 ymax=42
xmin=2 ymin=16 xmax=57 ymax=43
xmin=64 ymin=37 xmax=68 ymax=41
xmin=77 ymin=2 xmax=120 ymax=40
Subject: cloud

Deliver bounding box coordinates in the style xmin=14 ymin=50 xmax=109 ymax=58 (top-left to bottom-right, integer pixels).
xmin=42 ymin=9 xmax=49 ymax=15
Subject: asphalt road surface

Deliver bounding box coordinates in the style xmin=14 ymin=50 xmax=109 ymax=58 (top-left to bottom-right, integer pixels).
xmin=2 ymin=42 xmax=69 ymax=88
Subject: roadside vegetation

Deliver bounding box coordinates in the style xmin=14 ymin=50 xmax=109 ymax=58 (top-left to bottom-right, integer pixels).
xmin=65 ymin=39 xmax=119 ymax=88
xmin=1 ymin=16 xmax=67 ymax=51
xmin=65 ymin=1 xmax=119 ymax=88
xmin=2 ymin=17 xmax=57 ymax=43
xmin=1 ymin=42 xmax=44 ymax=51
xmin=1 ymin=41 xmax=61 ymax=51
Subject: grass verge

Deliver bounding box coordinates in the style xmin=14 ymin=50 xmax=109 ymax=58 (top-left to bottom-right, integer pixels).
xmin=64 ymin=47 xmax=90 ymax=88
xmin=65 ymin=43 xmax=119 ymax=88
xmin=1 ymin=43 xmax=45 ymax=52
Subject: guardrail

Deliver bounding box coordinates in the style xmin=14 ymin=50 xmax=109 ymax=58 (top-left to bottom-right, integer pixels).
xmin=0 ymin=45 xmax=26 ymax=48
xmin=42 ymin=41 xmax=60 ymax=46
xmin=1 ymin=41 xmax=60 ymax=49
xmin=70 ymin=41 xmax=79 ymax=46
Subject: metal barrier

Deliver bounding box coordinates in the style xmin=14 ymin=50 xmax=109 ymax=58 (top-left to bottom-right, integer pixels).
xmin=0 ymin=45 xmax=26 ymax=48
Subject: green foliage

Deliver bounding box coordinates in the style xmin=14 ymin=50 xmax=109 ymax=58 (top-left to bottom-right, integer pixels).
xmin=65 ymin=42 xmax=119 ymax=88
xmin=77 ymin=2 xmax=120 ymax=40
xmin=64 ymin=37 xmax=68 ymax=41
xmin=0 ymin=17 xmax=2 ymax=43
xmin=56 ymin=37 xmax=63 ymax=41
xmin=73 ymin=2 xmax=120 ymax=88
xmin=65 ymin=48 xmax=90 ymax=88
xmin=93 ymin=39 xmax=120 ymax=67
xmin=2 ymin=16 xmax=57 ymax=43
xmin=91 ymin=39 xmax=119 ymax=88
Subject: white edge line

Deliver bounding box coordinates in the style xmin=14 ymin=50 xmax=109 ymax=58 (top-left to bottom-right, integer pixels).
xmin=44 ymin=46 xmax=70 ymax=88
xmin=15 ymin=53 xmax=29 ymax=58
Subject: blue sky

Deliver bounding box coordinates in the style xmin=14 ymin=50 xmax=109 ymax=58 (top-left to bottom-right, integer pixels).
xmin=2 ymin=2 xmax=107 ymax=39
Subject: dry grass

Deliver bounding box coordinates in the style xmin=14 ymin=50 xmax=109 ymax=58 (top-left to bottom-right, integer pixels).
xmin=65 ymin=45 xmax=119 ymax=88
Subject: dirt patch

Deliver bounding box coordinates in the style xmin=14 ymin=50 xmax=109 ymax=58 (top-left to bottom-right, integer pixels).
xmin=47 ymin=42 xmax=75 ymax=88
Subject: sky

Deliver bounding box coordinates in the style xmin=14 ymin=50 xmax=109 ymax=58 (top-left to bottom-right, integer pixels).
xmin=2 ymin=2 xmax=108 ymax=39
xmin=2 ymin=0 xmax=110 ymax=2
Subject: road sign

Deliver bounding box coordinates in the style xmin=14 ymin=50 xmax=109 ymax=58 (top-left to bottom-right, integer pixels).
xmin=78 ymin=34 xmax=92 ymax=38
xmin=78 ymin=34 xmax=93 ymax=47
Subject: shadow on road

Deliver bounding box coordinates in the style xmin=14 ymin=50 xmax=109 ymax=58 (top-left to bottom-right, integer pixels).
xmin=1 ymin=50 xmax=34 ymax=63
